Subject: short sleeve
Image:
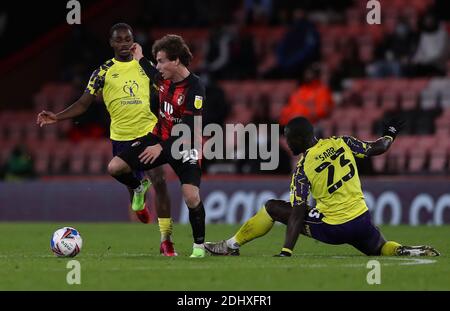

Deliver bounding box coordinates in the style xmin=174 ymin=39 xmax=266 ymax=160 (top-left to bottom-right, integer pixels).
xmin=290 ymin=159 xmax=311 ymax=208
xmin=85 ymin=67 xmax=106 ymax=96
xmin=342 ymin=136 xmax=371 ymax=159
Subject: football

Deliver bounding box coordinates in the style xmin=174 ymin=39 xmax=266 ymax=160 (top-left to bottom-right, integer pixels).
xmin=50 ymin=227 xmax=83 ymax=257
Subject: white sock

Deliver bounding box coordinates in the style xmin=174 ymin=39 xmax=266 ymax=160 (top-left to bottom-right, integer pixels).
xmin=193 ymin=243 xmax=204 ymax=249
xmin=134 ymin=184 xmax=144 ymax=193
xmin=226 ymin=237 xmax=240 ymax=249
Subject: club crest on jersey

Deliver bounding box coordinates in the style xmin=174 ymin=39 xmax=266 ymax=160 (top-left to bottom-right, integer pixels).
xmin=194 ymin=95 xmax=203 ymax=109
xmin=177 ymin=94 xmax=185 ymax=106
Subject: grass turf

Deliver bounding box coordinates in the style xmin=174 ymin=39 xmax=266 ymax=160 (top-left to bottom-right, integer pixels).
xmin=0 ymin=223 xmax=448 ymax=290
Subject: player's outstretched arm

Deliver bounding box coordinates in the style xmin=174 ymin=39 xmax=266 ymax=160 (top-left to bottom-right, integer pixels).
xmin=365 ymin=117 xmax=405 ymax=157
xmin=275 ymin=202 xmax=307 ymax=257
xmin=36 ymin=92 xmax=94 ymax=127
xmin=131 ymin=43 xmax=159 ymax=81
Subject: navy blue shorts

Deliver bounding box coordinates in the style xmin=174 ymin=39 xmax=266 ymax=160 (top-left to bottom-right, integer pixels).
xmin=304 ymin=209 xmax=386 ymax=256
xmin=111 ymin=139 xmax=145 ymax=180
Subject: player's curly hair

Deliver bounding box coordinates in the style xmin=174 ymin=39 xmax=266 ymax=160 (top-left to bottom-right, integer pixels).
xmin=152 ymin=34 xmax=193 ymax=67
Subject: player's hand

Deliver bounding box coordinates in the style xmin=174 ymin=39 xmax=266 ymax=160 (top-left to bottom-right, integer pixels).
xmin=273 ymin=250 xmax=292 ymax=257
xmin=130 ymin=43 xmax=144 ymax=61
xmin=36 ymin=110 xmax=58 ymax=127
xmin=382 ymin=117 xmax=405 ymax=140
xmin=139 ymin=144 xmax=162 ymax=164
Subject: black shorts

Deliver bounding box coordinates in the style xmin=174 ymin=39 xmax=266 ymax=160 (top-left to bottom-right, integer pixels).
xmin=118 ymin=133 xmax=202 ymax=187
xmin=111 ymin=139 xmax=145 ymax=180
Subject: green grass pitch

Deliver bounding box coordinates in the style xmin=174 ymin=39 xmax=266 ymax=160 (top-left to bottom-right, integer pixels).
xmin=0 ymin=223 xmax=448 ymax=290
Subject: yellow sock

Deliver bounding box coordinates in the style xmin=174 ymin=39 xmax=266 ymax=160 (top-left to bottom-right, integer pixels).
xmin=234 ymin=205 xmax=274 ymax=246
xmin=158 ymin=218 xmax=173 ymax=242
xmin=381 ymin=241 xmax=402 ymax=256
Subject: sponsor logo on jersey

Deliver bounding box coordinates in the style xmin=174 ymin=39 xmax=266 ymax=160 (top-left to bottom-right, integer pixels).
xmin=163 ymin=101 xmax=173 ymax=114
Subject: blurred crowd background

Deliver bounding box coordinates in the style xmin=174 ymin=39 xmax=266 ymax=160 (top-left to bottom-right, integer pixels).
xmin=1 ymin=0 xmax=450 ymax=181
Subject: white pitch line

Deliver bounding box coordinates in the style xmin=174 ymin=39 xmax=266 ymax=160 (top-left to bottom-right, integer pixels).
xmin=1 ymin=254 xmax=436 ymax=270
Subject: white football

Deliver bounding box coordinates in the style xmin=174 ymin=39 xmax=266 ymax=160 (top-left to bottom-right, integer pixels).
xmin=50 ymin=227 xmax=83 ymax=257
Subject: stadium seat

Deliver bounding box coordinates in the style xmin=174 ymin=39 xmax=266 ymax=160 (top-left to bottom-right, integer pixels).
xmin=409 ymin=79 xmax=429 ymax=91
xmin=33 ymin=91 xmax=50 ymax=112
xmin=429 ymin=146 xmax=449 ymax=173
xmin=354 ymin=108 xmax=381 ymax=138
xmin=50 ymin=141 xmax=71 ymax=174
xmin=387 ymin=136 xmax=416 ymax=172
xmin=319 ymin=118 xmax=335 ymax=138
xmin=428 ymin=78 xmax=450 ymax=91
xmin=86 ymin=139 xmax=111 ymax=175
xmin=400 ymin=90 xmax=419 ymax=110
xmin=408 ymin=136 xmax=435 ymax=173
xmin=435 ymin=111 xmax=450 ymax=136
xmin=227 ymin=102 xmax=255 ymax=125
xmin=0 ymin=141 xmax=16 ymax=166
xmin=69 ymin=145 xmax=87 ymax=175
xmin=361 ymin=91 xmax=379 ymax=109
xmin=372 ymin=155 xmax=387 ymax=173
xmin=380 ymin=91 xmax=398 ymax=111
xmin=22 ymin=140 xmax=55 ymax=176
xmin=420 ymin=89 xmax=439 ymax=110
xmin=440 ymin=90 xmax=450 ymax=109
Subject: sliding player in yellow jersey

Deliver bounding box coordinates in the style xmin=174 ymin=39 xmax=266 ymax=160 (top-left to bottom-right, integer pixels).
xmin=36 ymin=23 xmax=177 ymax=256
xmin=205 ymin=117 xmax=440 ymax=257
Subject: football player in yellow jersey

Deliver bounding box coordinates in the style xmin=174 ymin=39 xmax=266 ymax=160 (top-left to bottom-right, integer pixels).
xmin=205 ymin=117 xmax=440 ymax=257
xmin=36 ymin=23 xmax=177 ymax=256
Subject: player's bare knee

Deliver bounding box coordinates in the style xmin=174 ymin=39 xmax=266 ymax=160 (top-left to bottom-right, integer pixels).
xmin=183 ymin=190 xmax=200 ymax=208
xmin=182 ymin=184 xmax=200 ymax=208
xmin=108 ymin=157 xmax=129 ymax=176
xmin=184 ymin=194 xmax=200 ymax=208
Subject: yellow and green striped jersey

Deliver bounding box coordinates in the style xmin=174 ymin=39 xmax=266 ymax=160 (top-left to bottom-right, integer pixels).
xmin=290 ymin=136 xmax=372 ymax=225
xmin=85 ymin=58 xmax=157 ymax=141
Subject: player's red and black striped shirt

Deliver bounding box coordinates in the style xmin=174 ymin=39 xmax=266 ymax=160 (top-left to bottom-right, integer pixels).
xmin=138 ymin=58 xmax=205 ymax=151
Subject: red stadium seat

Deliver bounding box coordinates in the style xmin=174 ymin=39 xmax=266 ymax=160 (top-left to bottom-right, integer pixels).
xmin=420 ymin=90 xmax=439 ymax=110
xmin=400 ymin=90 xmax=419 ymax=110
xmin=318 ymin=118 xmax=335 ymax=138
xmin=50 ymin=141 xmax=72 ymax=174
xmin=435 ymin=111 xmax=450 ymax=136
xmin=440 ymin=90 xmax=450 ymax=109
xmin=86 ymin=139 xmax=111 ymax=175
xmin=380 ymin=91 xmax=398 ymax=111
xmin=429 ymin=146 xmax=449 ymax=173
xmin=409 ymin=79 xmax=429 ymax=91
xmin=408 ymin=136 xmax=436 ymax=173
xmin=69 ymin=145 xmax=87 ymax=175
xmin=361 ymin=91 xmax=379 ymax=109
xmin=387 ymin=136 xmax=416 ymax=172
xmin=372 ymin=155 xmax=387 ymax=173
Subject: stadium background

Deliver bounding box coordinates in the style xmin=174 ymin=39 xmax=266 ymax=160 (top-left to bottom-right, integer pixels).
xmin=1 ymin=0 xmax=450 ymax=225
